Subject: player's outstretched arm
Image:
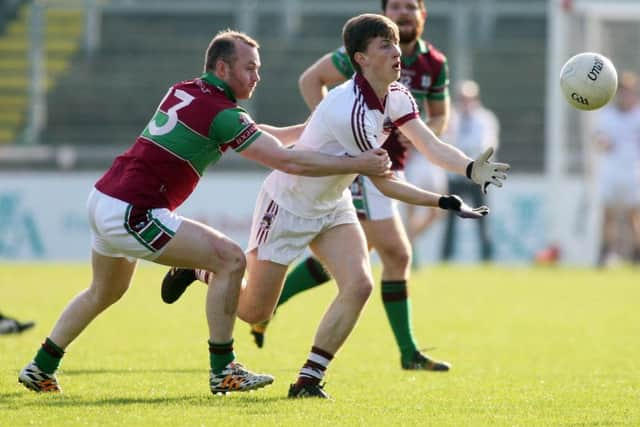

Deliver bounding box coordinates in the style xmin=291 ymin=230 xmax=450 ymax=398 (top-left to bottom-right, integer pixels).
xmin=298 ymin=53 xmax=348 ymax=111
xmin=369 ymin=174 xmax=488 ymax=219
xmin=240 ymin=132 xmax=391 ymax=177
xmin=398 ymin=119 xmax=509 ymax=193
xmin=257 ymin=123 xmax=306 ymax=146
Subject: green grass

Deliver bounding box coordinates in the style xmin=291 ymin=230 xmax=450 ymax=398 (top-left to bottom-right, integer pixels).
xmin=1 ymin=264 xmax=639 ymax=426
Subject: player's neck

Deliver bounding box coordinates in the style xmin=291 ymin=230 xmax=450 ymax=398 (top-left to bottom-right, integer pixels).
xmin=362 ymin=72 xmax=391 ymax=101
xmin=399 ymin=40 xmax=418 ymax=57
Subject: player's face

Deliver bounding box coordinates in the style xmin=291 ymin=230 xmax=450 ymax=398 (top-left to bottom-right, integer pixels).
xmin=362 ymin=36 xmax=402 ymax=85
xmin=384 ymin=0 xmax=425 ymax=44
xmin=616 ymin=86 xmax=637 ymax=111
xmin=225 ymin=41 xmax=261 ymax=100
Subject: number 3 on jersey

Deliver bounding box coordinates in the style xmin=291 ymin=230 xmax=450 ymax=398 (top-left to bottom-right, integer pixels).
xmin=148 ymin=88 xmax=195 ymax=136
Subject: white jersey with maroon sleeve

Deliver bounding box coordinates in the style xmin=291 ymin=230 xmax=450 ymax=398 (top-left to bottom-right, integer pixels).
xmin=262 ymin=74 xmax=420 ymax=218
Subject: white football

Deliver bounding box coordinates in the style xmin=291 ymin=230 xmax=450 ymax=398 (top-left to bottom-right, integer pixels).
xmin=559 ymin=52 xmax=618 ymax=111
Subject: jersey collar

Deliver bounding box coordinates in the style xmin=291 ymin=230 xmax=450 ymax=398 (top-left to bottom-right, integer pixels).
xmin=402 ymin=39 xmax=428 ymax=67
xmin=354 ymin=73 xmax=384 ymax=113
xmin=200 ymin=72 xmax=236 ymax=102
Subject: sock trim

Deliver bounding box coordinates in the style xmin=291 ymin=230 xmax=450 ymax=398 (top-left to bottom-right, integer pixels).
xmin=381 ymin=280 xmax=408 ymax=302
xmin=42 ymin=338 xmax=65 ymax=358
xmin=310 ymin=346 xmax=334 ymax=361
xmin=208 ymin=339 xmax=234 ymax=354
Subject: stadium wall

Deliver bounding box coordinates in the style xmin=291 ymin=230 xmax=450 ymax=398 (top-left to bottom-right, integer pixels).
xmin=0 ymin=172 xmax=590 ymax=265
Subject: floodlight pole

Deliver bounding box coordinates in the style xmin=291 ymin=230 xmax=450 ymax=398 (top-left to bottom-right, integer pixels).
xmin=84 ymin=0 xmax=101 ymax=56
xmin=544 ymin=0 xmax=569 ymax=260
xmin=25 ymin=0 xmax=46 ymax=145
xmin=235 ymin=0 xmax=258 ymax=116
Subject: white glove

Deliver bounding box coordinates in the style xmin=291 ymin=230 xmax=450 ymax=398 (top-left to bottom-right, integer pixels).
xmin=438 ymin=195 xmax=489 ymax=219
xmin=466 ymin=147 xmax=510 ymax=194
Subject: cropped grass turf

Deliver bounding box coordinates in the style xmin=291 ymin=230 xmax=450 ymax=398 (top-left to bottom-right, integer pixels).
xmin=1 ymin=264 xmax=639 ymax=426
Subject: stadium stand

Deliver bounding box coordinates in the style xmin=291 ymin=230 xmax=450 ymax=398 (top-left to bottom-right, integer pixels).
xmin=473 ymin=15 xmax=547 ymax=172
xmin=14 ymin=0 xmax=546 ymax=172
xmin=0 ymin=1 xmax=83 ymax=144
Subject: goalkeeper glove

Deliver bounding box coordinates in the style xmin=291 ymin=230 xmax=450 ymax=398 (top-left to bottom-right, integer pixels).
xmin=466 ymin=147 xmax=510 ymax=194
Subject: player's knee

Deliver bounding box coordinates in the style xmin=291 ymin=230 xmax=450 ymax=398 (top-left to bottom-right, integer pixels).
xmin=87 ymin=280 xmax=129 ymax=309
xmin=239 ymin=305 xmax=271 ymax=324
xmin=380 ymin=244 xmax=411 ymax=270
xmin=214 ymin=241 xmax=247 ymax=275
xmin=343 ymin=276 xmax=373 ymax=305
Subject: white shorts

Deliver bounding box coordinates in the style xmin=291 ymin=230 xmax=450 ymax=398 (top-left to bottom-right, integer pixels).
xmin=87 ymin=188 xmax=183 ymax=261
xmin=247 ymin=189 xmax=359 ymax=265
xmin=349 ymin=171 xmax=405 ymax=221
xmin=405 ymin=156 xmax=448 ymax=194
xmin=598 ymin=170 xmax=640 ymax=207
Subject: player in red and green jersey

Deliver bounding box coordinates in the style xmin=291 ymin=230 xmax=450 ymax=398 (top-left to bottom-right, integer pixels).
xmin=251 ymin=0 xmax=454 ymax=371
xmin=18 ymin=29 xmax=391 ymax=396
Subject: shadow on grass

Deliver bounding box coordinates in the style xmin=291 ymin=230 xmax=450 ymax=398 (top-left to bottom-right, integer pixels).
xmin=58 ymin=367 xmax=295 ymax=375
xmin=4 ymin=393 xmax=291 ymax=408
xmin=59 ymin=368 xmax=204 ymax=376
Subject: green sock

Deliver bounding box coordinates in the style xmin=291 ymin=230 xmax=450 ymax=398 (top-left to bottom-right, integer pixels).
xmin=381 ymin=280 xmax=418 ymax=361
xmin=33 ymin=337 xmax=65 ymax=374
xmin=277 ymin=256 xmax=331 ymax=307
xmin=209 ymin=339 xmax=235 ymax=374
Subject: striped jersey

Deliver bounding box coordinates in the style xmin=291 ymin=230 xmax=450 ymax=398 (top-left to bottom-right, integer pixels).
xmin=331 ymin=39 xmax=448 ymax=169
xmin=262 ymin=73 xmax=420 ymax=218
xmin=95 ymin=73 xmax=261 ymax=210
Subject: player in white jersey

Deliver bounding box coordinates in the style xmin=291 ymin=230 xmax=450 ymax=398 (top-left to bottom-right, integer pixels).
xmin=162 ymin=14 xmax=509 ymax=399
xmin=594 ymin=71 xmax=640 ymax=266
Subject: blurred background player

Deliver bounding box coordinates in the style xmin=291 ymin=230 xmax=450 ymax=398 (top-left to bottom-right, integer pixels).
xmin=594 ymin=71 xmax=640 ymax=267
xmin=403 ymin=143 xmax=448 ymax=268
xmin=441 ymin=80 xmax=499 ymax=262
xmin=251 ymin=0 xmax=455 ymax=372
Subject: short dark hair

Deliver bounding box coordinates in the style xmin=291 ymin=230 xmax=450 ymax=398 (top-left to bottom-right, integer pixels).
xmin=342 ymin=14 xmax=399 ymax=74
xmin=381 ymin=0 xmax=425 ymax=12
xmin=203 ymin=29 xmax=259 ymax=72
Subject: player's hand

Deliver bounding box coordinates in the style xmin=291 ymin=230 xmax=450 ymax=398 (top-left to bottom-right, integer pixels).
xmin=467 ymin=147 xmax=510 ymax=194
xmin=438 ymin=195 xmax=489 ymax=219
xmin=356 ymin=148 xmax=392 ymax=176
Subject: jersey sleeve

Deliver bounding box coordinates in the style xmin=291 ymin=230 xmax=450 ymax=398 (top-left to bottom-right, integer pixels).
xmin=331 ymin=46 xmax=355 ymax=79
xmin=209 ymin=108 xmax=262 ymax=152
xmin=388 ymin=83 xmax=420 ymax=127
xmin=427 ymin=59 xmax=450 ymax=101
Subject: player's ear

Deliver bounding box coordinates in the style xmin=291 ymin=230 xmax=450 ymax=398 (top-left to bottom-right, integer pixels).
xmin=214 ymin=59 xmax=229 ymax=79
xmin=354 ymin=52 xmax=367 ymax=69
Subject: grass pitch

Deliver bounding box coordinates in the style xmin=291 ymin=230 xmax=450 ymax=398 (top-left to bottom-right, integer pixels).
xmin=1 ymin=264 xmax=639 ymax=426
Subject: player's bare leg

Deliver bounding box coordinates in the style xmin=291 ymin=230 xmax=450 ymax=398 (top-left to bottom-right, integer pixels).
xmin=19 ymin=251 xmax=136 ymax=393
xmin=288 ymin=223 xmax=372 ymax=399
xmin=21 ymin=218 xmax=273 ymax=394
xmin=236 ymin=251 xmax=288 ymax=325
xmin=405 ymin=204 xmax=444 ymax=267
xmin=599 ymin=206 xmax=620 ymax=267
xmin=50 ymin=252 xmax=137 ymax=349
xmin=156 ymin=219 xmax=274 ymax=393
xmin=631 ymin=207 xmax=640 ymax=263
xmin=362 ymin=215 xmax=450 ymax=371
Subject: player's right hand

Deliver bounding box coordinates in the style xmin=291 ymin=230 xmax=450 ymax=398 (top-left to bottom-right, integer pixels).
xmin=438 ymin=195 xmax=490 ymax=219
xmin=356 ymin=148 xmax=392 ymax=176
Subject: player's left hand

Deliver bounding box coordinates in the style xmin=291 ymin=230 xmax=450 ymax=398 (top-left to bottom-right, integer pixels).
xmin=438 ymin=195 xmax=489 ymax=219
xmin=467 ymin=147 xmax=510 ymax=194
